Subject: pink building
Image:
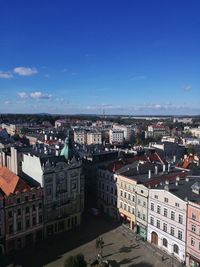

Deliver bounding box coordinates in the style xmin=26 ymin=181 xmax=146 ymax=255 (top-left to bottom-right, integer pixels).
xmin=186 ymin=200 xmax=200 ymax=267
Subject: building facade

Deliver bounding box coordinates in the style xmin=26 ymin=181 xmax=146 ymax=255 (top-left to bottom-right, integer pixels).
xmin=43 ymin=159 xmax=84 ymax=237
xmin=87 ymin=132 xmax=102 ymax=145
xmin=0 ymin=198 xmax=5 ymax=255
xmin=186 ymin=201 xmax=200 ymax=267
xmin=97 ymin=166 xmax=118 ymax=220
xmin=135 ymin=184 xmax=149 ymax=240
xmin=147 ymin=188 xmax=186 ymax=263
xmin=4 ymin=188 xmax=43 ymax=253
xmin=109 ymin=129 xmax=124 ymax=145
xmin=118 ymin=174 xmax=136 ymax=231
xmin=74 ymin=130 xmax=87 ymax=145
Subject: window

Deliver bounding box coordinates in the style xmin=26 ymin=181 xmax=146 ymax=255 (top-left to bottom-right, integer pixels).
xmin=128 ymin=206 xmax=130 ymax=212
xmin=157 ymin=205 xmax=161 ymax=214
xmin=39 ymin=203 xmax=42 ymax=209
xmin=199 ymin=242 xmax=200 ymax=250
xmin=120 ymin=202 xmax=123 ymax=208
xmin=17 ymin=209 xmax=21 ymax=216
xmin=192 ymin=213 xmax=196 ymax=220
xmin=8 ymin=211 xmax=12 ymax=218
xmin=17 ymin=198 xmax=20 ymax=203
xmin=128 ymin=193 xmax=131 ymax=200
xmin=151 ymin=203 xmax=154 ymax=211
xmin=17 ymin=222 xmax=22 ymax=231
xmin=163 ymin=238 xmax=168 ymax=247
xmin=32 ymin=194 xmax=36 ymax=200
xmin=132 ymin=195 xmax=135 ymax=202
xmin=163 ymin=223 xmax=167 ymax=232
xmin=124 ymin=203 xmax=126 ymax=210
xmin=171 ymin=211 xmax=175 ymax=220
xmin=39 ymin=215 xmax=43 ymax=223
xmin=191 ymin=237 xmax=195 ymax=246
xmin=192 ymin=225 xmax=196 ymax=233
xmin=25 ymin=196 xmax=28 ymax=201
xmin=175 ymin=202 xmax=179 ymax=207
xmin=178 ymin=230 xmax=182 ymax=240
xmin=143 ymin=201 xmax=146 ymax=207
xmin=25 ymin=207 xmax=29 ymax=214
xmin=143 ymin=214 xmax=146 ymax=220
xmin=154 ymin=195 xmax=158 ymax=199
xmin=138 ymin=199 xmax=141 ymax=205
xmin=32 ymin=205 xmax=36 ymax=211
xmin=124 ymin=192 xmax=127 ymax=198
xmin=150 ymin=217 xmax=154 ymax=225
xmin=138 ymin=211 xmax=141 ymax=218
xmin=173 ymin=244 xmax=179 ymax=254
xmin=164 ymin=197 xmax=168 ymax=203
xmin=178 ymin=214 xmax=183 ymax=224
xmin=9 ymin=224 xmax=13 ymax=234
xmin=26 ymin=219 xmax=30 ymax=228
xmin=170 ymin=227 xmax=175 ymax=236
xmin=120 ymin=190 xmax=123 ymax=196
xmin=157 ymin=220 xmax=160 ymax=229
xmin=132 ymin=208 xmax=135 ymax=214
xmin=164 ymin=208 xmax=168 ymax=217
xmin=32 ymin=217 xmax=36 ymax=226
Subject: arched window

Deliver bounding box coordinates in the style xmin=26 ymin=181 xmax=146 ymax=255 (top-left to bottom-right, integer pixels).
xmin=173 ymin=244 xmax=179 ymax=254
xmin=163 ymin=238 xmax=168 ymax=247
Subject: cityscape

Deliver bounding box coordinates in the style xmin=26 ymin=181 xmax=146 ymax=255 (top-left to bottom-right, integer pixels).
xmin=1 ymin=1 xmax=200 ymax=267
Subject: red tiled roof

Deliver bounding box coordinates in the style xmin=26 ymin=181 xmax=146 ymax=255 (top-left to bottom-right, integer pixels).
xmin=0 ymin=167 xmax=30 ymax=196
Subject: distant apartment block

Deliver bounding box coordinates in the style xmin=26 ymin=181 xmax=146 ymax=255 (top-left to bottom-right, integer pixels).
xmin=109 ymin=129 xmax=124 ymax=145
xmin=87 ymin=132 xmax=102 ymax=145
xmin=145 ymin=124 xmax=168 ymax=138
xmin=74 ymin=130 xmax=87 ymax=145
xmin=113 ymin=124 xmax=133 ymax=142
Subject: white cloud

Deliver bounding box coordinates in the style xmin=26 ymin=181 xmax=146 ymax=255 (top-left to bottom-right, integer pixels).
xmin=0 ymin=71 xmax=13 ymax=79
xmin=4 ymin=100 xmax=11 ymax=105
xmin=30 ymin=91 xmax=52 ymax=99
xmin=18 ymin=92 xmax=29 ymax=99
xmin=183 ymin=85 xmax=192 ymax=91
xmin=14 ymin=67 xmax=38 ymax=76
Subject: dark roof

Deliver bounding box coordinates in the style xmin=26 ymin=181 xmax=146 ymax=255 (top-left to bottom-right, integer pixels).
xmin=156 ymin=176 xmax=200 ymax=203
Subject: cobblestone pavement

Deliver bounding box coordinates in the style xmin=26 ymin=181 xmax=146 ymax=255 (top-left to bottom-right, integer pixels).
xmin=44 ymin=224 xmax=168 ymax=267
xmin=1 ymin=215 xmax=182 ymax=267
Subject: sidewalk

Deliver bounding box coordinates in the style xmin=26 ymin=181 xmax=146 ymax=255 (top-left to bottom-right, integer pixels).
xmin=117 ymin=225 xmax=184 ymax=267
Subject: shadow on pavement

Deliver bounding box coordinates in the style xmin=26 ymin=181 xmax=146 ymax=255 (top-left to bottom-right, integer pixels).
xmin=1 ymin=213 xmax=120 ymax=267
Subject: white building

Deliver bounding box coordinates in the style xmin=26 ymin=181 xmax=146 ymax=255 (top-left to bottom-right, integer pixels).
xmin=190 ymin=127 xmax=200 ymax=138
xmin=74 ymin=130 xmax=87 ymax=145
xmin=22 ymin=152 xmax=84 ymax=237
xmin=113 ymin=125 xmax=133 ymax=142
xmin=87 ymin=132 xmax=102 ymax=145
xmin=146 ymin=124 xmax=167 ymax=138
xmin=109 ymin=129 xmax=124 ymax=145
xmin=147 ymin=184 xmax=187 ymax=263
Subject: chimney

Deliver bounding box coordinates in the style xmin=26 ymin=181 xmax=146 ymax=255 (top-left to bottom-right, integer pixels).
xmin=148 ymin=169 xmax=151 ymax=179
xmin=163 ymin=164 xmax=166 ymax=172
xmin=155 ymin=166 xmax=158 ymax=175
xmin=168 ymin=163 xmax=171 ymax=173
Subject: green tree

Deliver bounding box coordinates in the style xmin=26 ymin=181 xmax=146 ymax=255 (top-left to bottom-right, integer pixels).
xmin=64 ymin=254 xmax=87 ymax=267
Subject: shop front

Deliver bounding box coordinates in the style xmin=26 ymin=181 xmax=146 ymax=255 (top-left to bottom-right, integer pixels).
xmin=136 ymin=223 xmax=147 ymax=240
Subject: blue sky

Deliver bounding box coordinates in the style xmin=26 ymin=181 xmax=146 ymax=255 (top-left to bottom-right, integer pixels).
xmin=0 ymin=0 xmax=200 ymax=115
